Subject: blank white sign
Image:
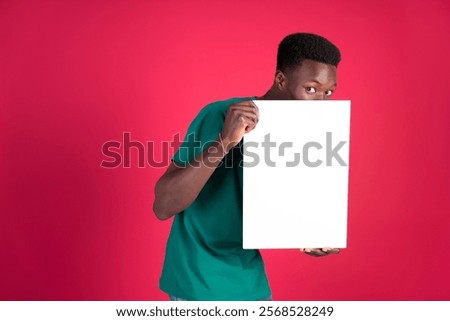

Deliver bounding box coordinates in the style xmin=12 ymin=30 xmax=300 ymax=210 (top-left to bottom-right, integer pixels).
xmin=243 ymin=100 xmax=351 ymax=249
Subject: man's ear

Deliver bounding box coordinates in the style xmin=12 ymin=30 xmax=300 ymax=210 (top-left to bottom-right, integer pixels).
xmin=275 ymin=70 xmax=287 ymax=90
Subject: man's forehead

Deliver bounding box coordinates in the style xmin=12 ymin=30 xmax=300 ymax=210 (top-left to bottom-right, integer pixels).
xmin=292 ymin=59 xmax=337 ymax=84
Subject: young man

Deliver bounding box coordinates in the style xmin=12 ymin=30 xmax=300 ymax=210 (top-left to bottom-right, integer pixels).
xmin=153 ymin=33 xmax=342 ymax=301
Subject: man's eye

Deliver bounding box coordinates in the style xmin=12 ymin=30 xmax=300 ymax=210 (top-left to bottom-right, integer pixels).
xmin=305 ymin=87 xmax=316 ymax=93
xmin=325 ymin=90 xmax=333 ymax=96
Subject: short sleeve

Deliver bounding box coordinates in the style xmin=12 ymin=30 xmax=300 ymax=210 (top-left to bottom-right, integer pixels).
xmin=172 ymin=104 xmax=225 ymax=167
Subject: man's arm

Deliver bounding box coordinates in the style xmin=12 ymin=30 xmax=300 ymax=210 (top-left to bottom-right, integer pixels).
xmin=153 ymin=100 xmax=259 ymax=220
xmin=153 ymin=138 xmax=228 ymax=220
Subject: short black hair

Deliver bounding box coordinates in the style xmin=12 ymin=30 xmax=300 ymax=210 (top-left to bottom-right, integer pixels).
xmin=276 ymin=33 xmax=341 ymax=71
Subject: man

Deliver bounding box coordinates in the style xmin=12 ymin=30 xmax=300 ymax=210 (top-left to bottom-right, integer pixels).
xmin=153 ymin=33 xmax=342 ymax=301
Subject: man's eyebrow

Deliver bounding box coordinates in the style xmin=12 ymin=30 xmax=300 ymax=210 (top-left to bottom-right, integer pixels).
xmin=306 ymin=80 xmax=337 ymax=87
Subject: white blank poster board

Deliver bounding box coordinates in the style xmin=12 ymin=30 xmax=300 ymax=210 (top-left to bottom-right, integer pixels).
xmin=243 ymin=100 xmax=351 ymax=249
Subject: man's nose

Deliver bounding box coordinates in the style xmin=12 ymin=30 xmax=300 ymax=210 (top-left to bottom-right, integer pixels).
xmin=312 ymin=93 xmax=326 ymax=100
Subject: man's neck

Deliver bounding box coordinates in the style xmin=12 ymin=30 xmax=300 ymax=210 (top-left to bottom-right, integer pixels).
xmin=258 ymin=86 xmax=284 ymax=100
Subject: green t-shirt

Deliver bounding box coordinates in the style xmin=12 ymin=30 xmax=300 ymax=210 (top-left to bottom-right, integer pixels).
xmin=159 ymin=97 xmax=271 ymax=300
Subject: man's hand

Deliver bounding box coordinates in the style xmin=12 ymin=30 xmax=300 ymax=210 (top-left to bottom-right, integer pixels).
xmin=220 ymin=100 xmax=259 ymax=152
xmin=300 ymin=248 xmax=340 ymax=257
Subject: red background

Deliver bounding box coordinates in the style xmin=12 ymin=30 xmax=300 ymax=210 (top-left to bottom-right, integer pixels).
xmin=1 ymin=0 xmax=450 ymax=300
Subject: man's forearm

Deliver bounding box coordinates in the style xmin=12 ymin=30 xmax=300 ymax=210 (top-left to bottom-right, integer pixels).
xmin=153 ymin=136 xmax=229 ymax=220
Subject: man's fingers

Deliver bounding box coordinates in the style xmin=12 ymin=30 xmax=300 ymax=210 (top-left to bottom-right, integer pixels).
xmin=221 ymin=100 xmax=260 ymax=145
xmin=302 ymin=248 xmax=326 ymax=256
xmin=231 ymin=104 xmax=258 ymax=111
xmin=235 ymin=100 xmax=258 ymax=109
xmin=231 ymin=109 xmax=259 ymax=121
xmin=300 ymin=248 xmax=340 ymax=257
xmin=311 ymin=249 xmax=327 ymax=256
xmin=230 ymin=102 xmax=259 ymax=116
xmin=236 ymin=111 xmax=258 ymax=123
xmin=237 ymin=116 xmax=256 ymax=130
xmin=236 ymin=112 xmax=258 ymax=134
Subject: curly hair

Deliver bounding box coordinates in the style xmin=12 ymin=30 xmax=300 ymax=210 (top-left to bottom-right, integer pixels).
xmin=276 ymin=33 xmax=341 ymax=71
